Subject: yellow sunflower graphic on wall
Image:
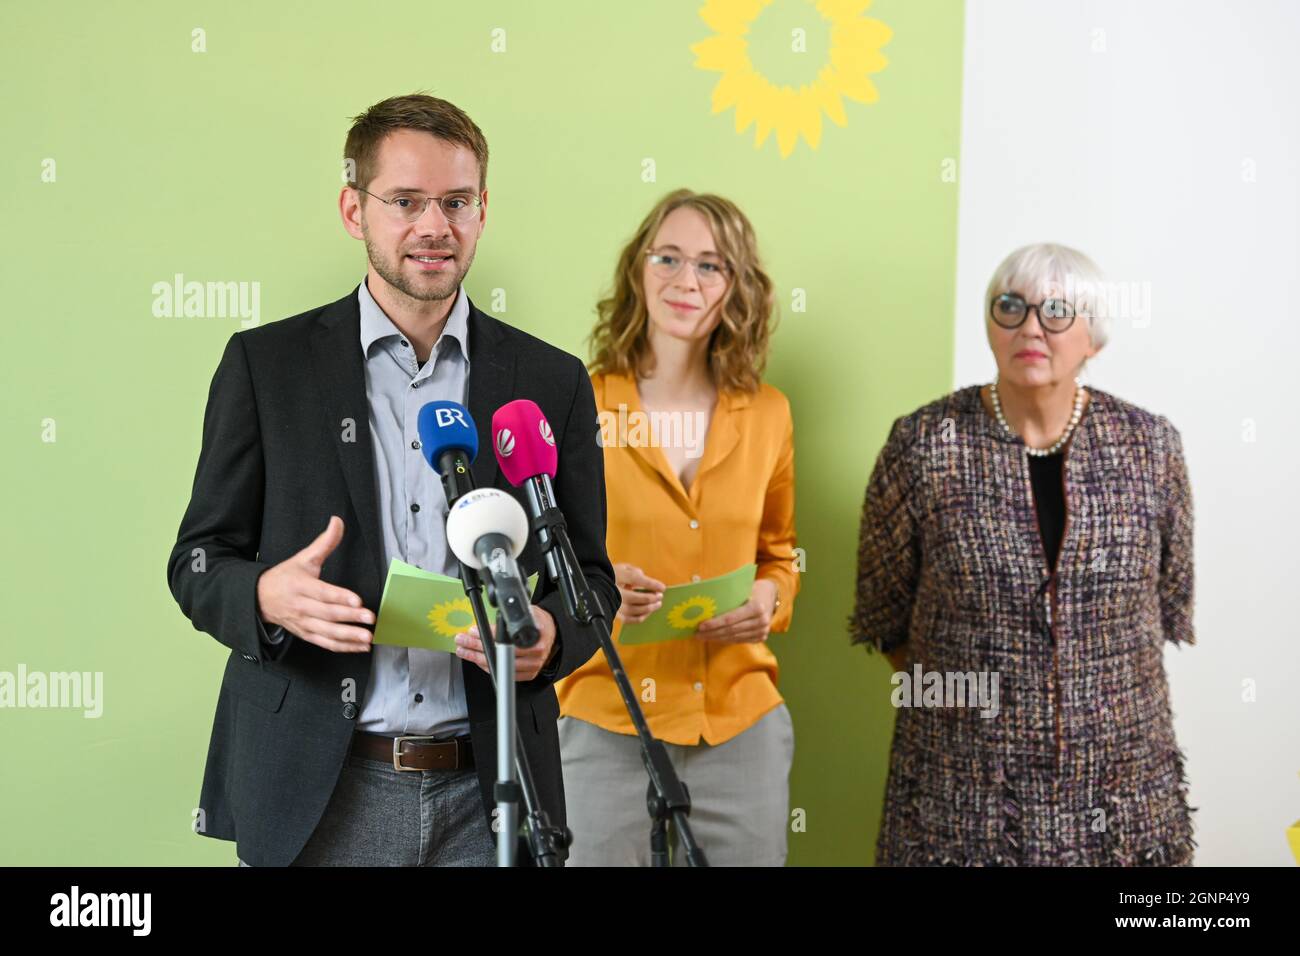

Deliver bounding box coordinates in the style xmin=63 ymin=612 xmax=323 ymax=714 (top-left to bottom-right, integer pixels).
xmin=667 ymin=595 xmax=719 ymax=630
xmin=691 ymin=0 xmax=892 ymax=157
xmin=427 ymin=598 xmax=476 ymax=638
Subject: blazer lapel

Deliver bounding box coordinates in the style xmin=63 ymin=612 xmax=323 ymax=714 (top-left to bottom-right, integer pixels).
xmin=465 ymin=300 xmax=515 ymax=491
xmin=308 ymin=288 xmax=388 ymax=591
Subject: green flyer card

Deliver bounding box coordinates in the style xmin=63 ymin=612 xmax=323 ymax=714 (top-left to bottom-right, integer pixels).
xmin=374 ymin=558 xmax=538 ymax=652
xmin=618 ymin=563 xmax=757 ymax=645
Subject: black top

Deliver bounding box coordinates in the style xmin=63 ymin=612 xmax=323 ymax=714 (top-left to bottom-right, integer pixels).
xmin=1029 ymin=452 xmax=1066 ymax=572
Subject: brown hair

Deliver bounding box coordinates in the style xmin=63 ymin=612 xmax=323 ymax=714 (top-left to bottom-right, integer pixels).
xmin=344 ymin=92 xmax=489 ymax=195
xmin=588 ymin=189 xmax=776 ymax=393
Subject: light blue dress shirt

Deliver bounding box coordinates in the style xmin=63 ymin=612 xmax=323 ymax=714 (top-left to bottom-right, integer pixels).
xmin=356 ymin=277 xmax=472 ymax=739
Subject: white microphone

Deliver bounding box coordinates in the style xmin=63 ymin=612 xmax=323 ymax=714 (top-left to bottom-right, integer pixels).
xmin=445 ymin=488 xmax=540 ymax=647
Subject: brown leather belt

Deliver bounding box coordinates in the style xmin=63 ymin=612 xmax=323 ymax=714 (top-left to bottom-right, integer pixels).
xmin=351 ymin=731 xmax=474 ymax=771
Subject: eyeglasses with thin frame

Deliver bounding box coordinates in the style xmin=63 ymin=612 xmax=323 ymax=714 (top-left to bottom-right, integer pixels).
xmin=645 ymin=248 xmax=730 ymax=287
xmin=355 ymin=186 xmax=483 ymax=224
xmin=989 ymin=292 xmax=1082 ymax=333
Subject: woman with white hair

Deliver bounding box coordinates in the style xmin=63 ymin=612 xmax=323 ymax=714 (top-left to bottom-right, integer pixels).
xmin=850 ymin=242 xmax=1196 ymax=866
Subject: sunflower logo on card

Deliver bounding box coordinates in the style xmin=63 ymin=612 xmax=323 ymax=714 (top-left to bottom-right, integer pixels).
xmin=691 ymin=0 xmax=891 ymax=158
xmin=667 ymin=595 xmax=719 ymax=630
xmin=427 ymin=599 xmax=475 ymax=638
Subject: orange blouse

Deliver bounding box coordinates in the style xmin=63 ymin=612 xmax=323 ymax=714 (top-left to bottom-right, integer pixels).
xmin=555 ymin=371 xmax=800 ymax=745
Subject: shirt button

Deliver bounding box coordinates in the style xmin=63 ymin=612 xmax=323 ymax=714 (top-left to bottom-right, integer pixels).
xmin=691 ymin=574 xmax=701 ymax=583
xmin=342 ymin=703 xmax=358 ymax=720
xmin=414 ymin=693 xmax=424 ymax=704
xmin=411 ymin=439 xmax=421 ymax=450
xmin=400 ymin=340 xmax=409 ymax=348
xmin=693 ymin=682 xmax=704 ymax=693
xmin=410 ymin=503 xmax=420 ymax=513
xmin=689 ymin=519 xmax=700 ymax=529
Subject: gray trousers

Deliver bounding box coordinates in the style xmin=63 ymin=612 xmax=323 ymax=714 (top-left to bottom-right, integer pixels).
xmin=558 ymin=703 xmax=794 ymax=866
xmin=238 ymin=750 xmax=493 ymax=866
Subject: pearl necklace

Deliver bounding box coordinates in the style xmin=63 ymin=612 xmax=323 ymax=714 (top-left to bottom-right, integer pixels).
xmin=990 ymin=377 xmax=1086 ymax=457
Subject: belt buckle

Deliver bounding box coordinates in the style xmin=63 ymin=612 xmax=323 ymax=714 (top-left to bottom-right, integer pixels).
xmin=392 ymin=735 xmax=437 ymax=771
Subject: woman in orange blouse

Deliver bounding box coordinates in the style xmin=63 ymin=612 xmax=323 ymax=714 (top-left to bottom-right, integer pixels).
xmin=556 ymin=188 xmax=799 ymax=866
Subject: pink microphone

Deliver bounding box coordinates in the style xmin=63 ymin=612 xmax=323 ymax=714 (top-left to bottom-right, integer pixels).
xmin=492 ymin=399 xmax=558 ymax=486
xmin=492 ymin=399 xmax=565 ymax=585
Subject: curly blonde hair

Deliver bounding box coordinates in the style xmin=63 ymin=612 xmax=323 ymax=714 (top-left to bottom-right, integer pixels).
xmin=588 ymin=189 xmax=776 ymax=393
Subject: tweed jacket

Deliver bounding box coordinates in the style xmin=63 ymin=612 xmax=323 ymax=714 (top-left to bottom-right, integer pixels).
xmin=850 ymin=385 xmax=1196 ymax=866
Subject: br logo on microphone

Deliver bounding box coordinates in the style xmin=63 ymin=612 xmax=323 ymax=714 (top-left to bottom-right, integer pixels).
xmin=496 ymin=428 xmax=515 ymax=458
xmin=539 ymin=419 xmax=554 ymax=446
xmin=436 ymin=407 xmax=470 ymax=429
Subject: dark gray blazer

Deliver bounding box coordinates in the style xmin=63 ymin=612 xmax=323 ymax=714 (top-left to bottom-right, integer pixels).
xmin=167 ymin=285 xmax=619 ymax=866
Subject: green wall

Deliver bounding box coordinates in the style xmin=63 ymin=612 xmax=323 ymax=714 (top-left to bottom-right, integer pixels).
xmin=0 ymin=0 xmax=964 ymax=865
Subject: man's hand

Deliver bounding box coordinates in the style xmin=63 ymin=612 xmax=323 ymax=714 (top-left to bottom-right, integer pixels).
xmin=256 ymin=515 xmax=375 ymax=653
xmin=454 ymin=605 xmax=558 ymax=680
xmin=693 ymin=579 xmax=778 ymax=644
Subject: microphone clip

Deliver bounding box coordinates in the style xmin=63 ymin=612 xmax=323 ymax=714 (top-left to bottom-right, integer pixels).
xmin=529 ymin=505 xmax=568 ymax=544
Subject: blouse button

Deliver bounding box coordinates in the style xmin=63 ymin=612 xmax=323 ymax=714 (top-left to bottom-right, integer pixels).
xmin=693 ymin=682 xmax=704 ymax=692
xmin=688 ymin=519 xmax=700 ymax=529
xmin=691 ymin=574 xmax=701 ymax=583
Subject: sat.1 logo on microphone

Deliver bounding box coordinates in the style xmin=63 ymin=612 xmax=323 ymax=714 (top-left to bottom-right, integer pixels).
xmin=496 ymin=428 xmax=515 ymax=458
xmin=539 ymin=419 xmax=554 ymax=446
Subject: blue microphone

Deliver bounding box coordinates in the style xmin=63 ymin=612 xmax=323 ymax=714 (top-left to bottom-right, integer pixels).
xmin=417 ymin=400 xmax=479 ymax=507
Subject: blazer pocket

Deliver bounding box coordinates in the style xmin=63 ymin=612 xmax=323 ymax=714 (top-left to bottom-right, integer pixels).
xmin=224 ymin=654 xmax=290 ymax=713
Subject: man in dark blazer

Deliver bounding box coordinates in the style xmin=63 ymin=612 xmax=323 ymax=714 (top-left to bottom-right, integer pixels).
xmin=167 ymin=94 xmax=618 ymax=866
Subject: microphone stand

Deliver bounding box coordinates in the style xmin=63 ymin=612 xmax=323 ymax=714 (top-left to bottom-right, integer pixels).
xmin=452 ymin=563 xmax=569 ymax=866
xmin=440 ymin=456 xmax=569 ymax=867
xmin=525 ymin=478 xmax=709 ymax=867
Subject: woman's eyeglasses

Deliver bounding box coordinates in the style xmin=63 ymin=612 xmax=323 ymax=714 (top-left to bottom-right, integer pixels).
xmin=645 ymin=249 xmax=730 ymax=287
xmin=990 ymin=292 xmax=1081 ymax=333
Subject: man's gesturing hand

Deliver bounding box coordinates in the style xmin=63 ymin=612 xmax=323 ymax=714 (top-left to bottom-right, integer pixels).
xmin=255 ymin=515 xmax=375 ymax=653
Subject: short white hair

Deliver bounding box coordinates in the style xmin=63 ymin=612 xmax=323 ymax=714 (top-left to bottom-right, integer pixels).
xmin=985 ymin=243 xmax=1110 ymax=350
